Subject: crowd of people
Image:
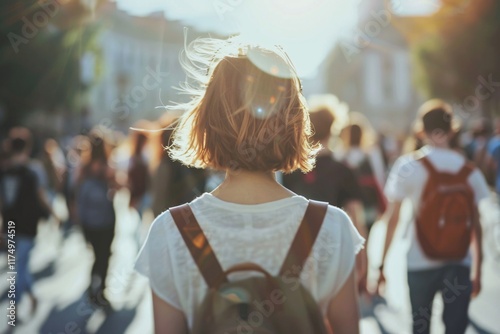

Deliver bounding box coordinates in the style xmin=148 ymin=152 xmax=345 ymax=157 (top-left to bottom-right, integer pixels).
xmin=1 ymin=37 xmax=499 ymax=333
xmin=0 ymin=119 xmax=207 ymax=316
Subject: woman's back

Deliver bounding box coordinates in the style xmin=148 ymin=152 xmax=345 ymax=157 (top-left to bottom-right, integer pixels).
xmin=136 ymin=192 xmax=363 ymax=328
xmin=134 ymin=38 xmax=363 ymax=333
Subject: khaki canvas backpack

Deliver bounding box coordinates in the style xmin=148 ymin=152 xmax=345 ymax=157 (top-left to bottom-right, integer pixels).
xmin=170 ymin=200 xmax=330 ymax=334
xmin=416 ymin=156 xmax=475 ymax=260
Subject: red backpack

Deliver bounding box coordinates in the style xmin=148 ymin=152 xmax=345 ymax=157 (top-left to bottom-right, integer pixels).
xmin=416 ymin=156 xmax=475 ymax=260
xmin=170 ymin=200 xmax=330 ymax=334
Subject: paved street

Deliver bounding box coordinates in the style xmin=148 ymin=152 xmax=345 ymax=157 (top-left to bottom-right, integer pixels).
xmin=0 ymin=190 xmax=154 ymax=334
xmin=1 ymin=190 xmax=499 ymax=334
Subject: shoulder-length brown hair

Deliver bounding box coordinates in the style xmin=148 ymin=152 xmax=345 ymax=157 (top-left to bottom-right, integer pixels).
xmin=168 ymin=38 xmax=317 ymax=173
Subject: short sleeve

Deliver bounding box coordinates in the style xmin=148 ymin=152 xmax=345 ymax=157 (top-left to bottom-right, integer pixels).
xmin=316 ymin=207 xmax=365 ymax=308
xmin=332 ymin=209 xmax=364 ymax=292
xmin=134 ymin=212 xmax=182 ymax=310
xmin=384 ymin=155 xmax=415 ymax=201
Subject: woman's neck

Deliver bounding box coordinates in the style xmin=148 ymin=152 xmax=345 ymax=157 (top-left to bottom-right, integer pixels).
xmin=211 ymin=169 xmax=295 ymax=204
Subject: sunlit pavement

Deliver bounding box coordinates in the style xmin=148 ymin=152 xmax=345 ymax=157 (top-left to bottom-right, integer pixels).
xmin=1 ymin=191 xmax=499 ymax=334
xmin=0 ymin=190 xmax=154 ymax=334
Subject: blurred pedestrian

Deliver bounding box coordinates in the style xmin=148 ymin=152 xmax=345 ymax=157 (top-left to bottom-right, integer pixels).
xmin=340 ymin=114 xmax=387 ymax=230
xmin=450 ymin=127 xmax=467 ymax=156
xmin=41 ymin=138 xmax=66 ymax=204
xmin=127 ymin=131 xmax=151 ymax=219
xmin=486 ymin=117 xmax=500 ymax=195
xmin=76 ymin=132 xmax=117 ymax=309
xmin=0 ymin=128 xmax=58 ymax=316
xmin=151 ymin=121 xmax=206 ymax=217
xmin=283 ymin=98 xmax=368 ymax=293
xmin=135 ymin=39 xmax=363 ymax=333
xmin=466 ymin=118 xmax=490 ymax=175
xmin=378 ymin=100 xmax=489 ymax=334
xmin=62 ymin=135 xmax=87 ymax=228
xmin=376 ymin=132 xmax=391 ymax=173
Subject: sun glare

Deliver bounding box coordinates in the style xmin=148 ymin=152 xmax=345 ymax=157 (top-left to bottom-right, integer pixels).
xmin=115 ymin=0 xmax=360 ymax=78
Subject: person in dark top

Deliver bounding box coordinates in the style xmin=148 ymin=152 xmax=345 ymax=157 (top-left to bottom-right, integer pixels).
xmin=0 ymin=128 xmax=57 ymax=316
xmin=283 ymin=153 xmax=363 ymax=208
xmin=283 ymin=104 xmax=368 ymax=292
xmin=341 ymin=124 xmax=388 ymax=230
xmin=151 ymin=125 xmax=206 ymax=217
xmin=128 ymin=132 xmax=151 ymax=219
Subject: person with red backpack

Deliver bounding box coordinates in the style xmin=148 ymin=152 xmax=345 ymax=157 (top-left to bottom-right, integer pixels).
xmin=340 ymin=115 xmax=387 ymax=231
xmin=377 ymin=100 xmax=490 ymax=334
xmin=134 ymin=38 xmax=364 ymax=334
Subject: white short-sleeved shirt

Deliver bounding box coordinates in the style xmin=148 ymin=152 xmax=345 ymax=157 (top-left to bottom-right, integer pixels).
xmin=384 ymin=146 xmax=490 ymax=271
xmin=135 ymin=193 xmax=364 ymax=328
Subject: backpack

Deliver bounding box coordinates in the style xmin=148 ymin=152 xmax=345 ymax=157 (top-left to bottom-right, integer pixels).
xmin=77 ymin=176 xmax=115 ymax=229
xmin=170 ymin=201 xmax=330 ymax=334
xmin=345 ymin=155 xmax=387 ymax=219
xmin=416 ymin=156 xmax=475 ymax=260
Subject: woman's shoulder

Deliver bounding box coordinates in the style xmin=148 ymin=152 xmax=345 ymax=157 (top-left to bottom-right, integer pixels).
xmin=150 ymin=208 xmax=176 ymax=232
xmin=147 ymin=198 xmax=363 ymax=254
xmin=322 ymin=205 xmax=357 ymax=232
xmin=317 ymin=205 xmax=364 ymax=254
xmin=188 ymin=192 xmax=309 ymax=215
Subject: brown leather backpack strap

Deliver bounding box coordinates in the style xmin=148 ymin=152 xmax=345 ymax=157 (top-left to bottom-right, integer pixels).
xmin=170 ymin=204 xmax=227 ymax=289
xmin=279 ymin=200 xmax=329 ymax=278
xmin=456 ymin=162 xmax=475 ymax=181
xmin=419 ymin=156 xmax=438 ymax=176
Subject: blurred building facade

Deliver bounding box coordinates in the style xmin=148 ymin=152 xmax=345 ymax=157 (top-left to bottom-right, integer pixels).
xmin=325 ymin=0 xmax=423 ymax=137
xmin=81 ymin=0 xmax=425 ymax=137
xmin=84 ymin=2 xmax=186 ymax=132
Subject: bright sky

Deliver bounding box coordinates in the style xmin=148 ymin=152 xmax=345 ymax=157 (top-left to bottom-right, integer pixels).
xmin=115 ymin=0 xmax=441 ymax=77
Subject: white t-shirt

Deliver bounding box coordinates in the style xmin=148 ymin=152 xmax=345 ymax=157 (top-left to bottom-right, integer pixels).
xmin=135 ymin=193 xmax=364 ymax=328
xmin=384 ymin=146 xmax=490 ymax=271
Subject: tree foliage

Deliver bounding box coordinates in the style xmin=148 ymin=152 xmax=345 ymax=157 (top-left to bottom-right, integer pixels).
xmin=408 ymin=0 xmax=500 ymax=117
xmin=0 ymin=0 xmax=103 ymax=128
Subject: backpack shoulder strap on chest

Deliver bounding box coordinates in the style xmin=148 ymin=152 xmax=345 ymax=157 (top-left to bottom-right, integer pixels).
xmin=279 ymin=200 xmax=329 ymax=278
xmin=418 ymin=155 xmax=438 ymax=176
xmin=170 ymin=204 xmax=227 ymax=289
